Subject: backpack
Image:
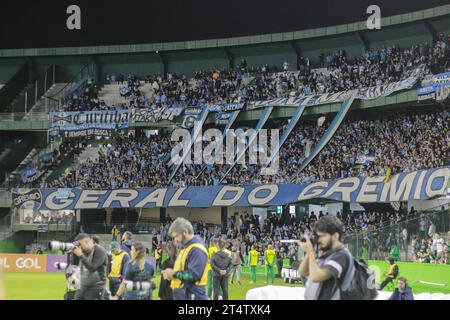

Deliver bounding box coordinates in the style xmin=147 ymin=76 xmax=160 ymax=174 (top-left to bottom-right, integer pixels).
xmin=338 ymin=250 xmax=378 ymax=300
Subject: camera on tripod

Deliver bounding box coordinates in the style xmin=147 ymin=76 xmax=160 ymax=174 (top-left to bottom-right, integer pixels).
xmin=48 ymin=240 xmax=80 ymax=252
xmin=124 ymin=281 xmax=156 ymax=292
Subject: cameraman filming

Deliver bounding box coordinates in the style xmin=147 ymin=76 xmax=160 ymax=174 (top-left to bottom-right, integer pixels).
xmin=71 ymin=233 xmax=109 ymax=300
xmin=298 ymin=216 xmax=351 ymax=300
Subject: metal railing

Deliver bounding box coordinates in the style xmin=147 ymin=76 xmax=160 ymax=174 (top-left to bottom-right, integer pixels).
xmin=0 ymin=62 xmax=29 ymax=113
xmin=18 ymin=65 xmax=56 ymax=114
xmin=2 ymin=136 xmax=63 ymax=189
xmin=343 ymin=205 xmax=450 ymax=262
xmin=0 ymin=112 xmax=50 ymax=122
xmin=48 ymin=63 xmax=97 ymax=112
xmin=0 ymin=213 xmax=13 ymax=241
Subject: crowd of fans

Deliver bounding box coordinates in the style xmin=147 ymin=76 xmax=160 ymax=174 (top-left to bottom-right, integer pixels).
xmin=22 ymin=211 xmax=74 ymax=224
xmin=47 ymin=106 xmax=449 ymax=189
xmin=151 ymin=206 xmax=448 ymax=266
xmin=57 ymin=33 xmax=449 ymax=113
xmin=171 ymin=107 xmax=450 ymax=186
xmin=46 ymin=33 xmax=450 ymax=189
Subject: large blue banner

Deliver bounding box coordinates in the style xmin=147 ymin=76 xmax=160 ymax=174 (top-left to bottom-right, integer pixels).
xmin=11 ymin=168 xmax=449 ymax=210
xmin=50 ymin=110 xmax=130 ymax=135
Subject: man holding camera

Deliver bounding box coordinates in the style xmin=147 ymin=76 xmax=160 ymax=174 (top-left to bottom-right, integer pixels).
xmin=299 ymin=216 xmax=351 ymax=300
xmin=162 ymin=218 xmax=209 ymax=300
xmin=71 ymin=233 xmax=109 ymax=300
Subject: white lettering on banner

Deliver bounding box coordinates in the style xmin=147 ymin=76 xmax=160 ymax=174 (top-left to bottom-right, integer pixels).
xmin=0 ymin=257 xmax=10 ymax=268
xmin=102 ymin=190 xmax=139 ymax=208
xmin=75 ymin=190 xmax=107 ymax=209
xmin=135 ymin=189 xmax=167 ymax=208
xmin=321 ymin=177 xmax=360 ymax=202
xmin=414 ymin=170 xmax=428 ymax=200
xmin=170 ymin=129 xmax=191 ymax=166
xmin=298 ymin=181 xmax=328 ymax=201
xmin=16 ymin=258 xmax=42 ymax=269
xmin=168 ymin=188 xmax=189 ymax=207
xmin=356 ymin=176 xmax=385 ymax=203
xmin=247 ymin=67 xmax=423 ymax=109
xmin=213 ymin=186 xmax=245 ymax=206
xmin=248 ymin=185 xmax=279 ymax=206
xmin=380 ymin=172 xmax=417 ymax=202
xmin=45 ymin=191 xmax=74 ymax=210
xmin=425 ymin=168 xmax=450 ymax=199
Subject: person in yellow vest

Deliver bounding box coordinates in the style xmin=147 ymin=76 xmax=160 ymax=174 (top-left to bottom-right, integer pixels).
xmin=223 ymin=242 xmax=232 ymax=257
xmin=206 ymin=239 xmax=219 ymax=299
xmin=111 ymin=225 xmax=119 ymax=242
xmin=265 ymin=245 xmax=276 ymax=284
xmin=108 ymin=241 xmax=130 ymax=296
xmin=248 ymin=245 xmax=259 ymax=284
xmin=161 ymin=218 xmax=209 ymax=300
xmin=380 ymin=258 xmax=399 ymax=290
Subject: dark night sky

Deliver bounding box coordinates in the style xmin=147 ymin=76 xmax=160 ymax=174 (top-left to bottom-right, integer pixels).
xmin=1 ymin=0 xmax=449 ymax=49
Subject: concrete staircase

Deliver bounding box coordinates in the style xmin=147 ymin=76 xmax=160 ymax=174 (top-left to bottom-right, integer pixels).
xmin=4 ymin=147 xmax=39 ymax=184
xmin=24 ymin=83 xmax=68 ymax=116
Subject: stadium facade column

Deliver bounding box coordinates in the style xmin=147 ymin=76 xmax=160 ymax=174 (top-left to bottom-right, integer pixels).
xmin=289 ymin=41 xmax=301 ymax=69
xmin=105 ymin=209 xmax=112 ymax=225
xmin=160 ymin=207 xmax=166 ymax=223
xmin=224 ymin=48 xmax=234 ymax=69
xmin=92 ymin=55 xmax=103 ymax=87
xmin=221 ymin=207 xmax=228 ymax=234
xmin=158 ymin=52 xmax=168 ymax=79
xmin=343 ymin=202 xmax=350 ymax=216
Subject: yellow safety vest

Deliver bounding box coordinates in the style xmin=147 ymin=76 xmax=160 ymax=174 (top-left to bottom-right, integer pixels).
xmin=171 ymin=242 xmax=208 ymax=289
xmin=155 ymin=249 xmax=162 ymax=260
xmin=206 ymin=246 xmax=218 ymax=272
xmin=109 ymin=251 xmax=128 ymax=278
xmin=265 ymin=249 xmax=276 ymax=265
xmin=249 ymin=250 xmax=259 ymax=266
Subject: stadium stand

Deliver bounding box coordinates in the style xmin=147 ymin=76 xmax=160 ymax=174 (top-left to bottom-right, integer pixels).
xmin=0 ymin=4 xmax=449 ymax=302
xmin=46 ymin=107 xmax=449 ymax=188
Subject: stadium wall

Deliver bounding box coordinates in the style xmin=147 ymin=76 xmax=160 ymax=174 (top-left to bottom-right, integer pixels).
xmin=0 ymin=58 xmax=26 ymax=83
xmin=141 ymin=206 xmax=254 ymax=225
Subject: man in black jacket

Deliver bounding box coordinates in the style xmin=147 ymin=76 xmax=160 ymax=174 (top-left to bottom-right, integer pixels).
xmin=211 ymin=239 xmax=233 ymax=300
xmin=71 ymin=233 xmax=109 ymax=300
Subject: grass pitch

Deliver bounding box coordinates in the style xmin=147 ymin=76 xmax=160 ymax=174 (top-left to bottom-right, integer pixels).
xmin=3 ymin=261 xmax=449 ymax=300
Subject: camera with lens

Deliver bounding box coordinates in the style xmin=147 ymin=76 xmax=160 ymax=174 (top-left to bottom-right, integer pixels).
xmin=54 ymin=262 xmax=68 ymax=270
xmin=300 ymin=234 xmax=317 ymax=245
xmin=124 ymin=281 xmax=156 ymax=292
xmin=48 ymin=240 xmax=80 ymax=252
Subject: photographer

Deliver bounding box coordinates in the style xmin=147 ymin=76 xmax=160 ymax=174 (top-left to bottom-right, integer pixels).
xmin=299 ymin=216 xmax=351 ymax=300
xmin=71 ymin=233 xmax=109 ymax=300
xmin=112 ymin=242 xmax=155 ymax=300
